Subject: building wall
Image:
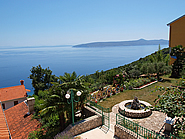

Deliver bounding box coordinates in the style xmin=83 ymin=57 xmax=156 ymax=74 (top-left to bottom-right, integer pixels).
xmin=2 ymin=98 xmax=26 ymax=110
xmin=169 ymin=16 xmax=185 ymax=65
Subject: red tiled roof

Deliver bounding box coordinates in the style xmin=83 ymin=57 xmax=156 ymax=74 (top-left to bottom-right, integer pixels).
xmin=5 ymin=102 xmax=41 ymax=139
xmin=0 ymin=85 xmax=27 ymax=102
xmin=0 ymin=104 xmax=10 ymax=139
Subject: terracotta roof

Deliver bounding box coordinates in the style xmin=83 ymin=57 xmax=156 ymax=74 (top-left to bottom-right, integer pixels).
xmin=0 ymin=85 xmax=27 ymax=102
xmin=0 ymin=103 xmax=10 ymax=139
xmin=5 ymin=102 xmax=40 ymax=139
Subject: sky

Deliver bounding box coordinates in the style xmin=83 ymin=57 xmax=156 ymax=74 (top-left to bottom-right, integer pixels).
xmin=0 ymin=0 xmax=185 ymax=47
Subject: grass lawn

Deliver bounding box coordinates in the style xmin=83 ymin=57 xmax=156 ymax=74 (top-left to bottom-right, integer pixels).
xmin=98 ymin=76 xmax=180 ymax=110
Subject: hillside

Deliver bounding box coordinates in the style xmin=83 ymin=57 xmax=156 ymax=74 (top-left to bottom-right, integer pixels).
xmin=88 ymin=47 xmax=169 ymax=80
xmin=73 ymin=39 xmax=169 ymax=48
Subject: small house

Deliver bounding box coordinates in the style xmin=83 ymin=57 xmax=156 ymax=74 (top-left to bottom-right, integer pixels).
xmin=0 ymin=80 xmax=30 ymax=110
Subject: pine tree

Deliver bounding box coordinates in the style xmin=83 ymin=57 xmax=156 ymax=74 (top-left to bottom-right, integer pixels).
xmin=29 ymin=65 xmax=57 ymax=95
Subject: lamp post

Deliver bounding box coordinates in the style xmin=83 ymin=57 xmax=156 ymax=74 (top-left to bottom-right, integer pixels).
xmin=65 ymin=89 xmax=81 ymax=126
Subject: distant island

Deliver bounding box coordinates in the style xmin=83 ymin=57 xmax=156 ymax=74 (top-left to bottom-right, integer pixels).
xmin=73 ymin=39 xmax=169 ymax=48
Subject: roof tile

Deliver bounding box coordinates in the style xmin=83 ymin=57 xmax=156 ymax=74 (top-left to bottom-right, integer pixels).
xmin=0 ymin=85 xmax=27 ymax=102
xmin=0 ymin=104 xmax=9 ymax=139
xmin=5 ymin=102 xmax=41 ymax=139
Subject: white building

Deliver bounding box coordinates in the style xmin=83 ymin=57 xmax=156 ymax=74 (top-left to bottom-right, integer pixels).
xmin=0 ymin=80 xmax=30 ymax=110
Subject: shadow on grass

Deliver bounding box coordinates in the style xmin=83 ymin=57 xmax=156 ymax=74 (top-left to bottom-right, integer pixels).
xmin=163 ymin=79 xmax=171 ymax=83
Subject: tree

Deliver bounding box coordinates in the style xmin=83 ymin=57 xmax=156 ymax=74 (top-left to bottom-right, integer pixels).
xmin=95 ymin=70 xmax=100 ymax=79
xmin=128 ymin=69 xmax=140 ymax=78
xmin=83 ymin=74 xmax=94 ymax=85
xmin=58 ymin=71 xmax=88 ymax=123
xmin=156 ymin=44 xmax=163 ymax=62
xmin=31 ymin=72 xmax=88 ymax=138
xmin=29 ymin=65 xmax=57 ymax=95
xmin=29 ymin=89 xmax=63 ymax=139
xmin=170 ymin=45 xmax=185 ymax=77
xmin=141 ymin=45 xmax=172 ymax=80
xmin=105 ymin=70 xmax=117 ymax=84
xmin=140 ymin=62 xmax=155 ymax=75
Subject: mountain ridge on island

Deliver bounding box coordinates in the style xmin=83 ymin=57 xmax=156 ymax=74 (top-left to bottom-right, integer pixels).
xmin=73 ymin=39 xmax=169 ymax=48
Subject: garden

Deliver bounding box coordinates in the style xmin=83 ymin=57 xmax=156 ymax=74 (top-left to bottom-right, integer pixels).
xmin=88 ymin=76 xmax=158 ymax=103
xmin=28 ymin=45 xmax=185 ymax=138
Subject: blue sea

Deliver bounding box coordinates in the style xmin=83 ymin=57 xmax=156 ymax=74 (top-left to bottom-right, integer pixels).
xmin=0 ymin=45 xmax=168 ymax=95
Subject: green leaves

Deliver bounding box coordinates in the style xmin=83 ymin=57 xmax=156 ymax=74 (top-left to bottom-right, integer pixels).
xmin=153 ymin=86 xmax=184 ymax=118
xmin=31 ymin=70 xmax=89 ymax=138
xmin=170 ymin=45 xmax=185 ymax=77
xmin=29 ymin=65 xmax=57 ymax=95
xmin=140 ymin=45 xmax=172 ymax=81
xmin=152 ymin=86 xmax=185 ymax=137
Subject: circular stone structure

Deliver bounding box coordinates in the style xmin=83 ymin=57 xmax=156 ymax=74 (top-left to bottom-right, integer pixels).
xmin=119 ymin=100 xmax=152 ymax=118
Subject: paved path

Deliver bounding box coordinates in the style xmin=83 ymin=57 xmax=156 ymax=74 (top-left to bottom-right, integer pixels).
xmin=75 ymin=126 xmax=118 ymax=139
xmin=110 ymin=104 xmax=119 ymax=131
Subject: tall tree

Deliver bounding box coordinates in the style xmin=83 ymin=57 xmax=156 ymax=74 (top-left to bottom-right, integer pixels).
xmin=39 ymin=84 xmax=66 ymax=132
xmin=105 ymin=70 xmax=116 ymax=84
xmin=58 ymin=71 xmax=88 ymax=123
xmin=29 ymin=65 xmax=57 ymax=95
xmin=95 ymin=70 xmax=100 ymax=79
xmin=34 ymin=72 xmax=88 ymax=138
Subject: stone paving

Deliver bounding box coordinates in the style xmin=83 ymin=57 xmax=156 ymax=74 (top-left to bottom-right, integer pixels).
xmin=110 ymin=103 xmax=166 ymax=134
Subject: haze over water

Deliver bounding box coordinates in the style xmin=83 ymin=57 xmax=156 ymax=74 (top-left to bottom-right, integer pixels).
xmin=0 ymin=45 xmax=167 ymax=95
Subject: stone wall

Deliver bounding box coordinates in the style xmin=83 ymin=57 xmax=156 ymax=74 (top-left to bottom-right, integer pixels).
xmin=119 ymin=108 xmax=152 ymax=118
xmin=119 ymin=100 xmax=152 ymax=118
xmin=61 ymin=115 xmax=102 ymax=137
xmin=114 ymin=125 xmax=138 ymax=139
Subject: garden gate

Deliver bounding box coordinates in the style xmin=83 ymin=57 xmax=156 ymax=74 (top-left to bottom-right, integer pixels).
xmin=86 ymin=100 xmax=110 ymax=129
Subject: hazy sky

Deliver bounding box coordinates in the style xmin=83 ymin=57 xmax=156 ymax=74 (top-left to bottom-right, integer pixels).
xmin=0 ymin=0 xmax=184 ymax=47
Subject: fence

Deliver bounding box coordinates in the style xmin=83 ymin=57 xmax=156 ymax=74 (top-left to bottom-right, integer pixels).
xmin=86 ymin=100 xmax=103 ymax=115
xmin=86 ymin=100 xmax=110 ymax=129
xmin=116 ymin=112 xmax=180 ymax=139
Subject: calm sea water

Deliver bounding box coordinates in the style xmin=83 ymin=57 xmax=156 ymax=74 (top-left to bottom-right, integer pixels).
xmin=0 ymin=45 xmax=168 ymax=95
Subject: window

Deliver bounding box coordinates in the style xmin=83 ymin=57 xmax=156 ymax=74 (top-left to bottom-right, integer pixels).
xmin=14 ymin=101 xmax=18 ymax=106
xmin=2 ymin=103 xmax=5 ymax=109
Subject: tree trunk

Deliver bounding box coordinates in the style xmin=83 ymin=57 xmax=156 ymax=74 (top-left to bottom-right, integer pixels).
xmin=157 ymin=73 xmax=160 ymax=81
xmin=59 ymin=112 xmax=65 ymax=131
xmin=81 ymin=103 xmax=85 ymax=118
xmin=66 ymin=109 xmax=72 ymax=125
